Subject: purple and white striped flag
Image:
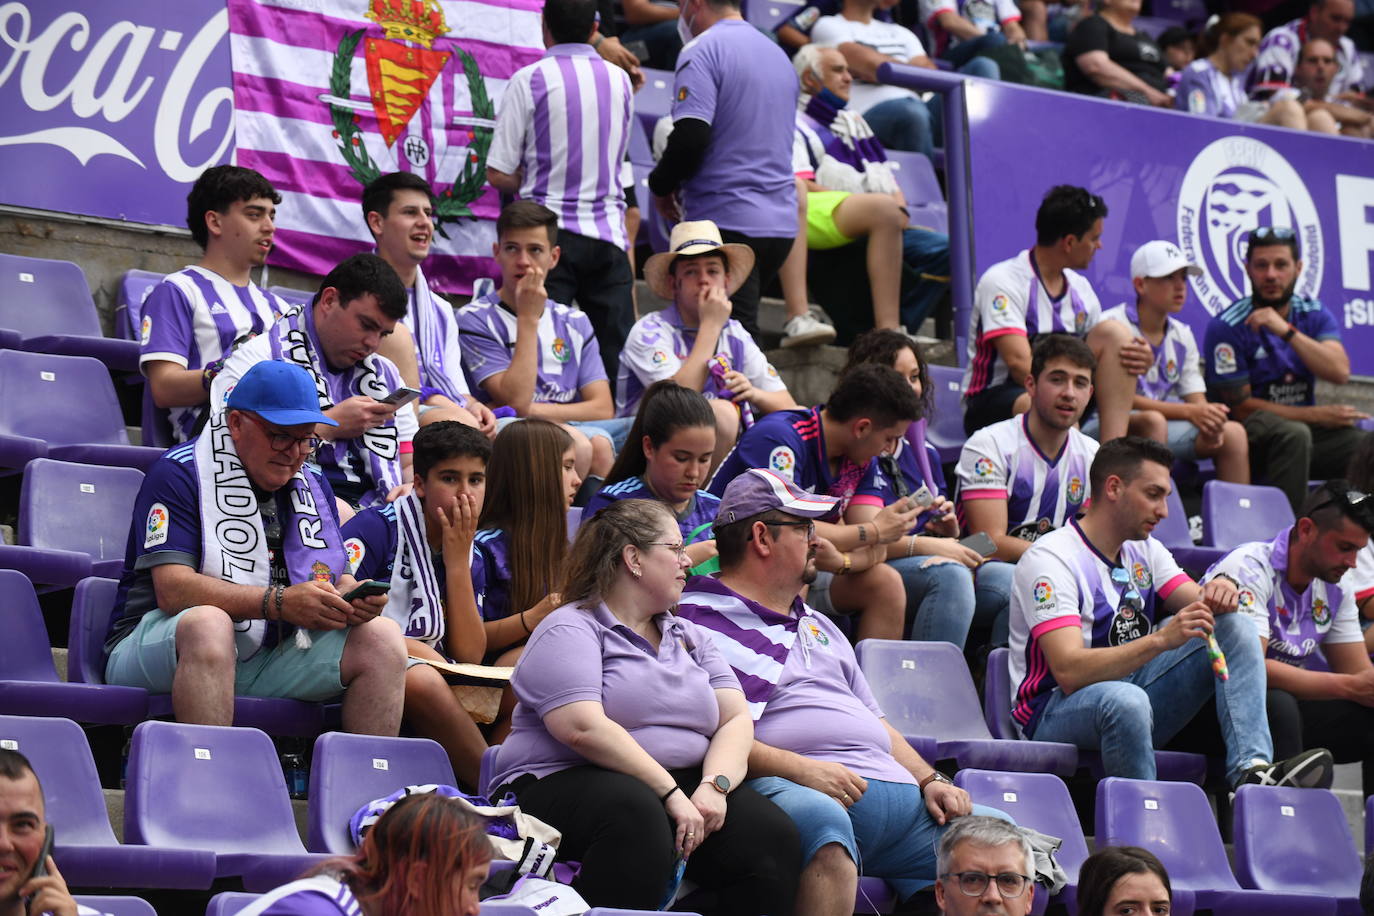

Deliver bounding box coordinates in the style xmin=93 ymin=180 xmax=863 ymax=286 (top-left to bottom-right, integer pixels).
xmin=226 ymin=0 xmax=544 ymax=294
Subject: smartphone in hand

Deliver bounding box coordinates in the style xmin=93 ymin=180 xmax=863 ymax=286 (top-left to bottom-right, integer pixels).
xmin=959 ymin=532 xmax=998 ymax=557
xmin=375 ymin=387 xmax=421 ymax=408
xmin=342 ymin=580 xmax=391 ymax=602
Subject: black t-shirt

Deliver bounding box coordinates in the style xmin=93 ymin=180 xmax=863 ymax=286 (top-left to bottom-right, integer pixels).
xmin=1062 ymin=14 xmax=1167 ymax=95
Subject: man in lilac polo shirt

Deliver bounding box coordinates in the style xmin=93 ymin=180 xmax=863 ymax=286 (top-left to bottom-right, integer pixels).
xmin=679 ymin=468 xmax=1010 ymax=916
xmin=1202 ymin=480 xmax=1374 ymax=798
xmin=649 ymin=0 xmax=799 ymax=336
xmin=487 ymin=0 xmax=636 ymax=380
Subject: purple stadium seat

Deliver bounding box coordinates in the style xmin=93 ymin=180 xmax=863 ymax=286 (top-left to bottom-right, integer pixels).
xmin=205 ymin=892 xmax=261 ymax=916
xmin=632 ymin=68 xmax=675 ymax=146
xmin=0 ymin=350 xmax=164 ymax=473
xmin=74 ymin=897 xmax=158 ymax=916
xmin=1095 ymin=777 xmax=1336 ymax=916
xmin=1154 ymin=482 xmax=1225 ymax=575
xmin=923 ymin=364 xmax=965 ymax=465
xmin=114 ymin=269 xmax=164 ymax=342
xmin=0 ymin=459 xmax=142 ymax=589
xmin=0 ymin=715 xmax=214 ymax=890
xmin=1149 ymin=0 xmax=1206 ymax=24
xmin=742 ymin=0 xmax=806 ymax=33
xmin=307 ymin=732 xmax=457 ymax=854
xmin=1201 ymin=480 xmax=1294 ymax=550
xmin=629 ymin=161 xmax=671 ymax=255
xmin=125 ymin=720 xmax=331 ymax=892
xmin=1233 ymin=785 xmax=1361 ymax=914
xmin=1131 ymin=15 xmax=1172 ymax=37
xmin=0 ymin=571 xmax=148 ymax=724
xmin=855 ymin=640 xmax=1079 ymax=776
xmin=0 ymin=252 xmax=139 ymax=372
xmin=983 ymin=648 xmax=1207 ymax=784
xmin=266 ymin=285 xmax=315 ymax=311
xmin=1367 ymin=795 xmax=1374 ymax=857
xmin=566 ymin=507 xmax=584 ymax=539
xmin=586 ymin=910 xmax=702 ymax=916
xmin=884 ymin=150 xmax=948 ymax=235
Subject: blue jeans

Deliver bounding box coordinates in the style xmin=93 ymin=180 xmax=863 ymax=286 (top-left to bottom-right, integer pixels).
xmin=888 ymin=556 xmax=1013 ymax=649
xmin=900 ymin=228 xmax=950 ymax=332
xmin=746 ymin=776 xmax=1012 ymax=900
xmin=1025 ymin=612 xmax=1271 ymax=787
xmin=941 ymin=31 xmax=1006 ymax=77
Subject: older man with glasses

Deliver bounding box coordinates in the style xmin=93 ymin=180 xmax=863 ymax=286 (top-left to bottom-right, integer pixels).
xmin=1203 ymin=226 xmax=1370 ymax=512
xmin=1202 ymin=479 xmax=1374 ymax=798
xmin=1007 ymin=435 xmax=1334 ymax=788
xmin=104 ymin=360 xmax=407 ymax=735
xmin=934 ymin=816 xmax=1037 ymax=916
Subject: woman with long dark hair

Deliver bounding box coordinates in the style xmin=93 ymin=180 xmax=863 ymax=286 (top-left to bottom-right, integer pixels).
xmin=1075 ymin=846 xmax=1174 ymax=916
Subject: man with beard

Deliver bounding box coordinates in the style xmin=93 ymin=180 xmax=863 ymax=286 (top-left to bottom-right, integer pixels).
xmin=1204 ymin=227 xmax=1368 ymax=512
xmin=1202 ymin=480 xmax=1374 ymax=798
xmin=678 ymin=468 xmax=1010 ymax=916
xmin=1293 ymin=37 xmax=1374 ymax=137
xmin=1007 ymin=435 xmax=1333 ymax=786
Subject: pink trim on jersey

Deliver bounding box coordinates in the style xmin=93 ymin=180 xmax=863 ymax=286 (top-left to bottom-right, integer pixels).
xmin=1358 ymin=586 xmax=1374 ymax=603
xmin=850 ymin=494 xmax=884 ymax=509
xmin=1001 ymin=14 xmax=1022 ymax=22
xmin=960 ymin=489 xmax=1008 ymax=501
xmin=1030 ymin=616 xmax=1081 ymax=640
xmin=795 ymin=169 xmax=816 ymax=180
xmin=1014 ymin=616 xmax=1080 ymax=726
xmin=969 ymin=327 xmax=1027 ymax=394
xmin=399 ymin=440 xmax=414 ymax=455
xmin=1157 ymin=573 xmax=1192 ymax=600
xmin=981 ymin=327 xmax=1027 ymax=342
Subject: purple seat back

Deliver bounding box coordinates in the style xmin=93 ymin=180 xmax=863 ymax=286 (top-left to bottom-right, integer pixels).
xmin=854 ymin=639 xmax=993 ymax=740
xmin=982 ymin=648 xmax=1017 ymax=739
xmin=1201 ymin=480 xmax=1294 ymax=549
xmin=0 ymin=569 xmax=61 ymax=683
xmin=0 ymin=715 xmax=119 ymax=845
xmin=0 ymin=351 xmax=131 ymax=448
xmin=885 ymin=150 xmax=949 ymax=234
xmin=307 ymin=732 xmax=457 ymax=854
xmin=115 ymin=269 xmax=164 ymax=342
xmin=74 ymin=896 xmax=157 ymax=916
xmin=478 ymin=743 xmax=502 ymax=798
xmin=20 ymin=459 xmax=142 ymax=561
xmin=1233 ymin=785 xmax=1361 ymax=900
xmin=1095 ymin=777 xmax=1242 ymax=892
xmin=954 ymin=769 xmax=1089 ymax=877
xmin=266 ymin=286 xmax=315 ymax=311
xmin=924 ymin=364 xmax=966 ymax=465
xmin=206 ymin=892 xmax=261 ymax=916
xmin=67 ymin=576 xmax=121 ymax=686
xmin=1153 ymin=482 xmax=1192 ymax=548
xmin=0 ymin=252 xmax=103 ymax=339
xmin=125 ymin=720 xmax=308 ymax=856
xmin=567 ymin=507 xmax=584 ymax=540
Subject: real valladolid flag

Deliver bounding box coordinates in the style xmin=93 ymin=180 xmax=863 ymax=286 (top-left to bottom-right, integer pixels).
xmin=226 ymin=0 xmax=543 ymax=293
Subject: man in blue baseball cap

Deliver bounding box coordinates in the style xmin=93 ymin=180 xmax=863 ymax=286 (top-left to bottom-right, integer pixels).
xmin=104 ymin=360 xmax=407 ymax=735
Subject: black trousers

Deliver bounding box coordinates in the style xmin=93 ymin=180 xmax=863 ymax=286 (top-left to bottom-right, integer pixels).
xmin=510 ymin=764 xmax=800 ymax=915
xmin=718 ymin=230 xmax=794 ymax=338
xmin=545 ymin=229 xmax=635 ymax=383
xmin=1267 ymin=687 xmax=1374 ymax=796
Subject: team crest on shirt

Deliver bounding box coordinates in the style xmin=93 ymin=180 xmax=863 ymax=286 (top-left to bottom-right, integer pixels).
xmin=767 ymin=365 xmax=779 ymax=378
xmin=768 ymin=446 xmax=796 ymax=477
xmin=1132 ymin=561 xmax=1152 ymax=590
xmin=144 ymin=502 xmax=169 ymax=548
xmin=1032 ymin=577 xmax=1054 ymax=606
xmin=550 ymin=338 xmax=571 ymax=363
xmin=650 ymin=350 xmax=669 ymax=367
xmin=991 ymin=294 xmax=1010 ymax=313
xmin=677 ymin=87 xmax=689 ymax=101
xmin=1073 ymin=311 xmax=1087 ymax=334
xmin=311 ymin=561 xmax=334 ymax=584
xmin=1165 ymin=358 xmax=1179 ymax=381
xmin=1067 ymin=476 xmax=1084 ymax=504
xmin=1312 ymin=596 xmax=1331 ymax=626
xmin=139 ymin=314 xmax=152 ymax=346
xmin=1213 ymin=343 xmax=1237 ymax=375
xmin=973 ymin=457 xmax=995 ymax=479
xmin=344 ymin=538 xmax=366 ymax=573
xmin=804 ymin=619 xmax=830 ymax=646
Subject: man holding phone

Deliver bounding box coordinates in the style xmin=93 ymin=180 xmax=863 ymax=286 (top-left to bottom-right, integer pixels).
xmin=106 ymin=361 xmax=408 ymax=736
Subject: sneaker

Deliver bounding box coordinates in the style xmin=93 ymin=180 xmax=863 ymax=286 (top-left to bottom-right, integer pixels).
xmin=782 ymin=314 xmax=836 ymax=348
xmin=1240 ymin=748 xmax=1334 ymax=789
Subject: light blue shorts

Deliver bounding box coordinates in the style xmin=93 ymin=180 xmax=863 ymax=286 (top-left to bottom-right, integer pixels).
xmin=106 ymin=608 xmax=348 ymax=701
xmin=494 ymin=416 xmax=635 ymax=455
xmin=1081 ymin=416 xmax=1201 ymax=460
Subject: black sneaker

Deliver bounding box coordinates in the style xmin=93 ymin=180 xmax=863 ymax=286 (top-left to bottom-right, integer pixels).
xmin=1240 ymin=748 xmax=1334 ymax=790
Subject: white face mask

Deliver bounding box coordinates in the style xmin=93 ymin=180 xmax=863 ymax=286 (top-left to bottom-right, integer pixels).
xmin=677 ymin=2 xmax=695 ymax=45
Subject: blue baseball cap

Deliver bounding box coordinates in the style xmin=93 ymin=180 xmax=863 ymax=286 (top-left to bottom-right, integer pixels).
xmin=225 ymin=361 xmax=338 ymax=427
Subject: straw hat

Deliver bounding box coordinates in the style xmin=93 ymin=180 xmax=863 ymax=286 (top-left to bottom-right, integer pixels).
xmin=642 ymin=220 xmax=756 ymax=301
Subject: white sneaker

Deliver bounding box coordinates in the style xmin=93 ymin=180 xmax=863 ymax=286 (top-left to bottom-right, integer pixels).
xmin=782 ymin=314 xmax=836 ymax=348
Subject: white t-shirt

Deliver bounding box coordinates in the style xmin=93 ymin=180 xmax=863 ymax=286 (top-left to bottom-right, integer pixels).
xmin=1100 ymin=302 xmax=1205 ymax=403
xmin=963 ymin=249 xmax=1102 ymax=397
xmin=810 ymin=15 xmax=928 ymax=112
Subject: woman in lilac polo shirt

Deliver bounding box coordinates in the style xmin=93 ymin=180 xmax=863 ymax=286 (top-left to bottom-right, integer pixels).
xmin=487 ymin=499 xmax=801 ymax=914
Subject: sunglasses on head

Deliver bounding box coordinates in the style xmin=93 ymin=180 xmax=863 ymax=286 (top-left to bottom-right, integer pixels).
xmin=1249 ymin=226 xmax=1297 ymax=244
xmin=1307 ymin=487 xmax=1372 ymax=520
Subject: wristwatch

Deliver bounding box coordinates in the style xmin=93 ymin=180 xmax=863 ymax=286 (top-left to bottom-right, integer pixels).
xmin=703 ymin=774 xmax=732 ymax=794
xmin=919 ymin=771 xmax=953 ymax=791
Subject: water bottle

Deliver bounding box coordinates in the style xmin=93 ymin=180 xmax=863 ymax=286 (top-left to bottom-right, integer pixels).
xmin=281 ymin=740 xmax=308 ymax=799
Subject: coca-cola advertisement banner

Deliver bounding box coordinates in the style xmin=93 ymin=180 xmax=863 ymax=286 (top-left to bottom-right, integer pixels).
xmin=963 ymin=80 xmax=1374 ymax=375
xmin=0 ymin=0 xmax=235 ymax=226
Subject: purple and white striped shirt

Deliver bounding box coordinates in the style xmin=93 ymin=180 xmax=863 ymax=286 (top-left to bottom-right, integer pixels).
xmin=1100 ymin=303 xmax=1205 ymax=403
xmin=488 ymin=43 xmax=633 ymax=250
xmin=140 ymin=266 xmax=288 ymax=441
xmin=457 ymin=292 xmax=607 ymax=405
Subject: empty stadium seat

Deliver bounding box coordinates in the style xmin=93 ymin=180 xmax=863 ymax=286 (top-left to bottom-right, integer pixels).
xmin=0 ymin=714 xmax=215 ymax=889
xmin=114 ymin=269 xmax=164 ymax=342
xmin=307 ymin=732 xmax=457 ymax=854
xmin=125 ymin=720 xmax=331 ymax=892
xmin=75 ymin=896 xmax=159 ymax=916
xmin=924 ymin=364 xmax=966 ymax=465
xmin=855 ymin=640 xmax=1078 ymax=776
xmin=0 ymin=571 xmax=148 ymax=724
xmin=1201 ymin=480 xmax=1294 ymax=550
xmin=741 ymin=0 xmax=806 ymax=33
xmin=205 ymin=892 xmax=260 ymax=916
xmin=1154 ymin=481 xmax=1225 ymax=575
xmin=66 ymin=575 xmax=335 ymax=738
xmin=885 ymin=150 xmax=948 ymax=235
xmin=1233 ymin=785 xmax=1361 ymax=914
xmin=982 ymin=647 xmax=1208 ymax=784
xmin=1095 ymin=777 xmax=1336 ymax=915
xmin=0 ymin=459 xmax=142 ymax=589
xmin=0 ymin=350 xmax=163 ymax=473
xmin=0 ymin=252 xmax=139 ymax=371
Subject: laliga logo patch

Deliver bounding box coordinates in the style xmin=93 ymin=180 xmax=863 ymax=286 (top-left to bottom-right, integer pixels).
xmin=1067 ymin=476 xmax=1084 ymax=504
xmin=140 ymin=314 xmax=152 ymax=346
xmin=768 ymin=446 xmax=795 ymax=478
xmin=973 ymin=457 xmax=995 ymax=478
xmin=1032 ymin=577 xmax=1054 ymax=605
xmin=650 ymin=350 xmax=669 ymax=367
xmin=1237 ymin=588 xmax=1256 ymax=609
xmin=991 ymin=293 xmax=1010 ymax=313
xmin=1213 ymin=342 xmax=1238 ymax=375
xmin=144 ymin=503 xmax=169 ymax=548
xmin=344 ymin=538 xmax=365 ymax=573
xmin=1176 ymin=137 xmax=1323 ymax=317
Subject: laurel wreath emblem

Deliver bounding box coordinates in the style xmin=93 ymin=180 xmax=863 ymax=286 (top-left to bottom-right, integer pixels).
xmin=328 ymin=28 xmax=495 ymax=236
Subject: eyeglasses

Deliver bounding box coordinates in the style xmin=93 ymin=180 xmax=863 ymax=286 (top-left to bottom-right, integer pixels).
xmin=762 ymin=519 xmax=817 ymax=538
xmin=650 ymin=542 xmax=688 ymax=560
xmin=940 ymin=872 xmax=1033 ymax=898
xmin=1249 ymin=226 xmax=1297 ymax=243
xmin=1110 ymin=567 xmax=1145 ymax=614
xmin=1307 ymin=488 xmax=1372 ymax=520
xmin=244 ymin=412 xmax=322 ymax=455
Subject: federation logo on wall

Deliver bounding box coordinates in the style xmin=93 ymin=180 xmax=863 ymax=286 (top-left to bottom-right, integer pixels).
xmin=1176 ymin=137 xmax=1323 ymax=317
